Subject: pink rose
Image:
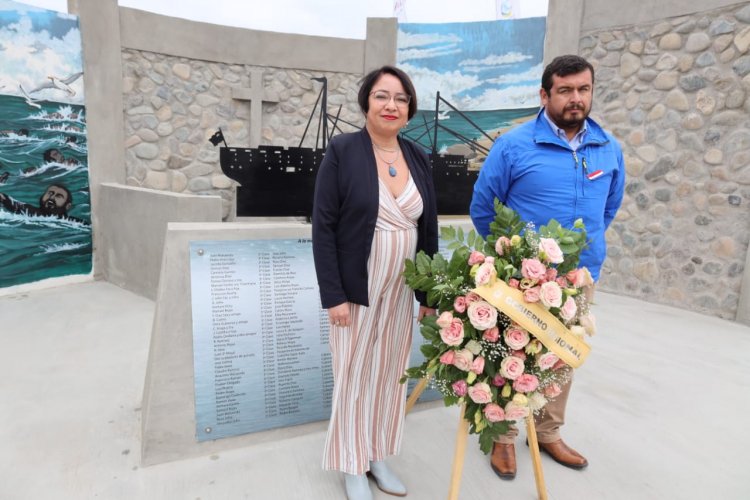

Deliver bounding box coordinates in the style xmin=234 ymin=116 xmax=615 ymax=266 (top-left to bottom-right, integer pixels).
xmin=439 ymin=350 xmax=456 ymax=365
xmin=436 ymin=311 xmax=453 ymax=329
xmin=537 ymin=352 xmax=559 ymax=370
xmin=452 ymin=348 xmax=474 ymax=371
xmin=483 ymin=403 xmax=506 ymax=422
xmin=523 ymin=286 xmax=541 ymax=303
xmin=467 ymin=300 xmax=498 ymax=330
xmin=495 ymin=236 xmax=511 ymax=256
xmin=556 ymin=277 xmax=568 ymax=288
xmin=539 ymin=281 xmax=563 ymax=308
xmin=503 ymin=326 xmax=530 ymax=350
xmin=470 ymin=356 xmax=485 ymax=374
xmin=539 ymin=238 xmax=564 ymax=264
xmin=567 ymin=267 xmax=594 ymax=288
xmin=508 ymin=278 xmax=520 ymax=289
xmin=474 ymin=261 xmax=497 ymax=287
xmin=521 ymin=258 xmax=547 ymax=281
xmin=512 ymin=373 xmax=540 ymax=393
xmin=543 ymin=382 xmax=562 ymax=398
xmin=440 ymin=318 xmax=465 ymax=346
xmin=453 ymin=296 xmax=467 ymax=313
xmin=565 ymin=269 xmax=582 ymax=287
xmin=468 ymin=382 xmax=493 ymax=404
xmin=452 ymin=380 xmax=468 ymax=397
xmin=545 ymin=267 xmax=558 ymax=282
xmin=492 ymin=374 xmax=506 ymax=387
xmin=468 ymin=251 xmax=486 ymax=265
xmin=482 ymin=326 xmax=500 ymax=342
xmin=560 ymin=296 xmax=577 ymax=322
xmin=499 ymin=356 xmax=525 ymax=380
xmin=552 ymin=358 xmax=567 ymax=371
xmin=511 ymin=350 xmax=527 ymax=360
xmin=465 ymin=292 xmax=481 ymax=304
xmin=504 ymin=402 xmax=529 ymax=421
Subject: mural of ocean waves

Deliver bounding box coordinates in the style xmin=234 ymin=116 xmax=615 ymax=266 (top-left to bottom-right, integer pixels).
xmin=0 ymin=93 xmax=91 ymax=288
xmin=0 ymin=210 xmax=91 ymax=287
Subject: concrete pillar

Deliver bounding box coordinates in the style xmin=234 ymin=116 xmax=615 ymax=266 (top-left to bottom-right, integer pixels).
xmin=736 ymin=246 xmax=750 ymax=326
xmin=543 ymin=0 xmax=585 ymax=64
xmin=75 ymin=0 xmax=127 ymax=279
xmin=364 ymin=18 xmax=398 ymax=73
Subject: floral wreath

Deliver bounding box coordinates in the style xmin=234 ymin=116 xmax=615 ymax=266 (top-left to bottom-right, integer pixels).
xmin=402 ymin=200 xmax=596 ymax=453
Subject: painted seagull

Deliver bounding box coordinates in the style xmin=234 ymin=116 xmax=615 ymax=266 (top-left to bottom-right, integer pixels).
xmin=18 ymin=84 xmax=42 ymax=109
xmin=29 ymin=71 xmax=83 ymax=97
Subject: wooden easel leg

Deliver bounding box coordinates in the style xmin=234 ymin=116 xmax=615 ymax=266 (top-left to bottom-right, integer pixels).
xmin=405 ymin=376 xmax=430 ymax=415
xmin=447 ymin=404 xmax=469 ymax=500
xmin=525 ymin=415 xmax=548 ymax=500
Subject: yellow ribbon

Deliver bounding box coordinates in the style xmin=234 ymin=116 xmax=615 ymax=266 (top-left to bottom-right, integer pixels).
xmin=472 ymin=280 xmax=590 ymax=368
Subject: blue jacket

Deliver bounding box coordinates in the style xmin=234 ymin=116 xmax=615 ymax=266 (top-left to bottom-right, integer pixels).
xmin=470 ymin=110 xmax=625 ymax=281
xmin=312 ymin=128 xmax=438 ymax=309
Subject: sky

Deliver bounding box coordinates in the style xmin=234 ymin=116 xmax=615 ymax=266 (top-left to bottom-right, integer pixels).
xmin=17 ymin=0 xmax=547 ymax=39
xmin=398 ymin=17 xmax=546 ymax=110
xmin=0 ymin=0 xmax=83 ymax=103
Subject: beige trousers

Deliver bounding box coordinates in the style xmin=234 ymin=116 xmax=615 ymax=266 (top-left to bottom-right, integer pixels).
xmin=495 ymin=285 xmax=594 ymax=444
xmin=495 ymin=368 xmax=573 ymax=444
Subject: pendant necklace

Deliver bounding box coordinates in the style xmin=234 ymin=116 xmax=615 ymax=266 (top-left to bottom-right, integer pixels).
xmin=373 ymin=143 xmax=400 ymax=177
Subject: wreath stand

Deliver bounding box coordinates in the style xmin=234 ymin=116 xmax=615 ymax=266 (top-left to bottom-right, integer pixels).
xmin=405 ymin=377 xmax=548 ymax=500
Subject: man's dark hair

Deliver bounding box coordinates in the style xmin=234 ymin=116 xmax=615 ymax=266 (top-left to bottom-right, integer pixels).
xmin=39 ymin=183 xmax=73 ymax=209
xmin=357 ymin=65 xmax=418 ymax=120
xmin=541 ymin=55 xmax=595 ymax=95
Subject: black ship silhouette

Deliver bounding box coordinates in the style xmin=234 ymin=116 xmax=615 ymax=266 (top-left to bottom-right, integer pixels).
xmin=216 ymin=76 xmax=494 ymax=217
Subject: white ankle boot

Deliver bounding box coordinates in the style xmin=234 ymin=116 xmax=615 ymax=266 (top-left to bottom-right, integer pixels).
xmin=344 ymin=473 xmax=372 ymax=500
xmin=368 ymin=460 xmax=407 ymax=496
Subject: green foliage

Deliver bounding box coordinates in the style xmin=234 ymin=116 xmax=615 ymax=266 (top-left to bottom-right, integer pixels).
xmin=401 ymin=199 xmax=590 ymax=449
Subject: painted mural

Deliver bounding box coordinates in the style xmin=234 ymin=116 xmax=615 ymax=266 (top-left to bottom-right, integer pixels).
xmin=0 ymin=0 xmax=90 ymax=289
xmin=397 ymin=16 xmax=545 ymax=153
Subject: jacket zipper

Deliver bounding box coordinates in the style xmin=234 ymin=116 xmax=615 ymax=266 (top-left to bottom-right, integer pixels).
xmin=572 ymin=150 xmax=581 ymax=211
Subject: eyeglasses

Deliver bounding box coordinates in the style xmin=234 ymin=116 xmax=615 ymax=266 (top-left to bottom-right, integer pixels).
xmin=370 ymin=90 xmax=411 ymax=106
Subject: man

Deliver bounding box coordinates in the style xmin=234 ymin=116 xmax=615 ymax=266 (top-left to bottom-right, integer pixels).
xmin=0 ymin=183 xmax=86 ymax=224
xmin=470 ymin=55 xmax=625 ymax=479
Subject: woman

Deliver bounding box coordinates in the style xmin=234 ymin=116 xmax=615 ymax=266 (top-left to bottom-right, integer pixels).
xmin=312 ymin=66 xmax=438 ymax=500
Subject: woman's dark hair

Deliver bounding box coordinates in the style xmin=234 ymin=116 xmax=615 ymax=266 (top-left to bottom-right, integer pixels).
xmin=357 ymin=65 xmax=418 ymax=120
xmin=541 ymin=55 xmax=595 ymax=95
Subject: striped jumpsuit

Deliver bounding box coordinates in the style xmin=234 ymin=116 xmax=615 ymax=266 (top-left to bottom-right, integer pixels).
xmin=322 ymin=175 xmax=423 ymax=474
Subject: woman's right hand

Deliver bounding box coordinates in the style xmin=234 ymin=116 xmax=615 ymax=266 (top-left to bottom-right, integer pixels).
xmin=328 ymin=302 xmax=351 ymax=328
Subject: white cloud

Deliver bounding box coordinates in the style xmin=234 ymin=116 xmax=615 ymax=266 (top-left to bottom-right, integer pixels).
xmin=398 ymin=44 xmax=462 ymax=62
xmin=0 ymin=15 xmax=83 ymax=104
xmin=399 ymin=62 xmax=483 ymax=110
xmin=483 ymin=63 xmax=543 ymax=85
xmin=459 ymin=51 xmax=532 ymax=69
xmin=466 ymin=84 xmax=541 ymax=110
xmin=397 ymin=30 xmax=463 ymax=49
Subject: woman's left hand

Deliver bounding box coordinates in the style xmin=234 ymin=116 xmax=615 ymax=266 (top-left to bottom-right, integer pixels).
xmin=417 ymin=306 xmax=436 ymax=321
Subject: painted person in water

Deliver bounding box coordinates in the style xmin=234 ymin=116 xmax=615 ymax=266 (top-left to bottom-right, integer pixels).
xmin=0 ymin=183 xmax=87 ymax=224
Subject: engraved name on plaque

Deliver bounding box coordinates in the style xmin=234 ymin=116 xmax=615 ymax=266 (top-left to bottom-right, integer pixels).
xmin=190 ymin=238 xmax=439 ymax=442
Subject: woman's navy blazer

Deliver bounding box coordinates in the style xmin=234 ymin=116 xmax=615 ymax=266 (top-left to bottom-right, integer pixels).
xmin=312 ymin=128 xmax=438 ymax=309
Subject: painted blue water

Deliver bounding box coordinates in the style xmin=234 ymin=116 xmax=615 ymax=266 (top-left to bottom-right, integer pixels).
xmin=0 ymin=93 xmax=91 ymax=288
xmin=405 ymin=107 xmax=538 ymax=152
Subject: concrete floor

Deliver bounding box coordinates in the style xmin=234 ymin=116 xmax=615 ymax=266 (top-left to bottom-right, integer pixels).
xmin=1 ymin=280 xmax=749 ymax=500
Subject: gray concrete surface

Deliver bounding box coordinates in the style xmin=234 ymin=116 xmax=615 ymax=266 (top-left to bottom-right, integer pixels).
xmin=2 ymin=281 xmax=749 ymax=499
xmin=74 ymin=0 xmax=126 ymax=279
xmin=118 ymin=6 xmax=366 ymax=73
xmin=98 ymin=184 xmax=223 ymax=300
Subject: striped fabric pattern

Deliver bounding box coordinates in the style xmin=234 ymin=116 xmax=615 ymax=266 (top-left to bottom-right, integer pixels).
xmin=322 ymin=175 xmax=424 ymax=474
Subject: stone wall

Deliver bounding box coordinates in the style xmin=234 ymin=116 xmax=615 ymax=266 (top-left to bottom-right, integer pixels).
xmin=584 ymin=3 xmax=750 ymax=319
xmin=121 ymin=50 xmax=364 ymax=220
